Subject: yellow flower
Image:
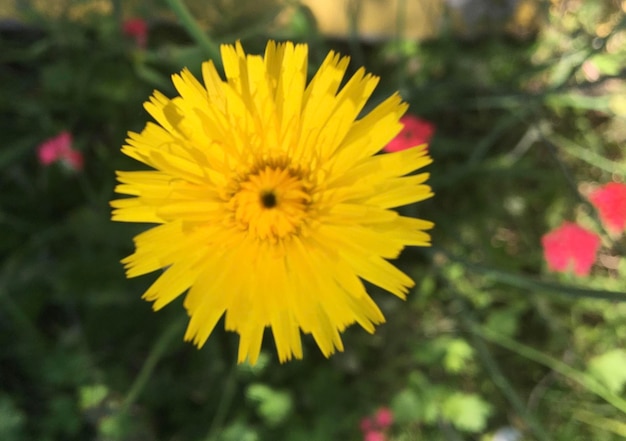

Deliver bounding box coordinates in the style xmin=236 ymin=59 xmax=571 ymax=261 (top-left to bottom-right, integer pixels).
xmin=111 ymin=40 xmax=434 ymax=364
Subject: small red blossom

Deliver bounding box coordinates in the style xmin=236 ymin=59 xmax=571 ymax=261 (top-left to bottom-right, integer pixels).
xmin=384 ymin=114 xmax=435 ymax=153
xmin=123 ymin=18 xmax=148 ymax=48
xmin=37 ymin=131 xmax=83 ymax=171
xmin=589 ymin=182 xmax=626 ymax=234
xmin=541 ymin=222 xmax=601 ymax=276
xmin=359 ymin=417 xmax=374 ymax=433
xmin=373 ymin=407 xmax=394 ymax=428
xmin=364 ymin=431 xmax=387 ymax=441
xmin=360 ymin=407 xmax=394 ymax=441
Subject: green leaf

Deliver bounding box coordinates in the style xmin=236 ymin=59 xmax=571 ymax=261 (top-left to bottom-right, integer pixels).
xmin=444 ymin=339 xmax=474 ymax=373
xmin=246 ymin=383 xmax=292 ymax=427
xmin=44 ymin=396 xmax=81 ymax=437
xmin=589 ymin=53 xmax=622 ymax=76
xmin=619 ymin=258 xmax=626 ymax=278
xmin=218 ymin=420 xmax=259 ymax=441
xmin=99 ymin=413 xmax=133 ymax=441
xmin=546 ymin=93 xmax=610 ymax=112
xmin=421 ymin=386 xmax=446 ymax=424
xmin=441 ymin=392 xmax=492 ymax=433
xmin=0 ymin=395 xmax=25 ymax=441
xmin=391 ymin=389 xmax=423 ymax=424
xmin=41 ymin=62 xmax=74 ymax=96
xmin=587 ymin=349 xmax=626 ymax=394
xmin=237 ymin=352 xmax=270 ymax=377
xmin=574 ymin=409 xmax=626 ymax=438
xmin=484 ymin=309 xmax=520 ymax=338
xmin=79 ymin=384 xmax=109 ymax=410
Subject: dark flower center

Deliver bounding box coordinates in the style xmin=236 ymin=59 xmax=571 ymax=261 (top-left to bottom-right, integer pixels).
xmin=260 ymin=191 xmax=277 ymax=208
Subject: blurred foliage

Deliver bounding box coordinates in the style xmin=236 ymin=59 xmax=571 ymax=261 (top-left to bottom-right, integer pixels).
xmin=1 ymin=0 xmax=626 ymax=440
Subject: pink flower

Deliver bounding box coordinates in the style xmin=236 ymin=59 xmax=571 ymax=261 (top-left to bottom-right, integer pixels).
xmin=359 ymin=417 xmax=373 ymax=433
xmin=384 ymin=114 xmax=435 ymax=153
xmin=589 ymin=182 xmax=626 ymax=234
xmin=123 ymin=18 xmax=148 ymax=48
xmin=364 ymin=431 xmax=387 ymax=441
xmin=373 ymin=407 xmax=394 ymax=428
xmin=37 ymin=131 xmax=83 ymax=171
xmin=541 ymin=222 xmax=601 ymax=276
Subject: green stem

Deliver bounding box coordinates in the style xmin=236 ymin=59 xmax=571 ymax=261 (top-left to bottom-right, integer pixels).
xmin=573 ymin=409 xmax=626 ymax=437
xmin=475 ymin=325 xmax=626 ymax=415
xmin=437 ymin=248 xmax=626 ymax=302
xmin=453 ymin=295 xmax=552 ymax=441
xmin=548 ymin=134 xmax=624 ymax=176
xmin=394 ymin=0 xmax=407 ymax=91
xmin=119 ymin=317 xmax=185 ymax=414
xmin=346 ymin=0 xmax=365 ymax=68
xmin=111 ymin=0 xmax=123 ymax=26
xmin=468 ymin=109 xmax=530 ymax=165
xmin=204 ymin=363 xmax=238 ymax=441
xmin=536 ymin=127 xmax=584 ymax=204
xmin=471 ymin=330 xmax=552 ymax=440
xmin=163 ymin=0 xmax=220 ymax=60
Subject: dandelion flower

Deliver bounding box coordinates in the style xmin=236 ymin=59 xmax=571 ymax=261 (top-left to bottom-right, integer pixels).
xmin=111 ymin=41 xmax=434 ymax=364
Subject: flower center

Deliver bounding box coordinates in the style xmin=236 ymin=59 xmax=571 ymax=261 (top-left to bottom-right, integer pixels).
xmin=229 ymin=165 xmax=311 ymax=241
xmin=260 ymin=190 xmax=278 ymax=208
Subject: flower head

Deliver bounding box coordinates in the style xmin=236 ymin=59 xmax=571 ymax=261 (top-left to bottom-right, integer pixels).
xmin=374 ymin=407 xmax=394 ymax=428
xmin=123 ymin=18 xmax=148 ymax=48
xmin=541 ymin=222 xmax=600 ymax=276
xmin=589 ymin=182 xmax=626 ymax=234
xmin=364 ymin=431 xmax=387 ymax=441
xmin=383 ymin=114 xmax=435 ymax=153
xmin=360 ymin=417 xmax=374 ymax=433
xmin=37 ymin=131 xmax=83 ymax=171
xmin=111 ymin=41 xmax=434 ymax=364
xmin=360 ymin=407 xmax=394 ymax=437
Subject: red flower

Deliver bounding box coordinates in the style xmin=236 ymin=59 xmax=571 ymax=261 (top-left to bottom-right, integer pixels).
xmin=123 ymin=18 xmax=148 ymax=48
xmin=541 ymin=222 xmax=601 ymax=276
xmin=364 ymin=431 xmax=387 ymax=441
xmin=37 ymin=131 xmax=83 ymax=171
xmin=373 ymin=407 xmax=394 ymax=428
xmin=589 ymin=182 xmax=626 ymax=234
xmin=384 ymin=114 xmax=435 ymax=153
xmin=360 ymin=407 xmax=394 ymax=441
xmin=359 ymin=417 xmax=373 ymax=433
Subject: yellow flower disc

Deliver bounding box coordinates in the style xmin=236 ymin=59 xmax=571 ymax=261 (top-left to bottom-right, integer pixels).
xmin=111 ymin=40 xmax=434 ymax=364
